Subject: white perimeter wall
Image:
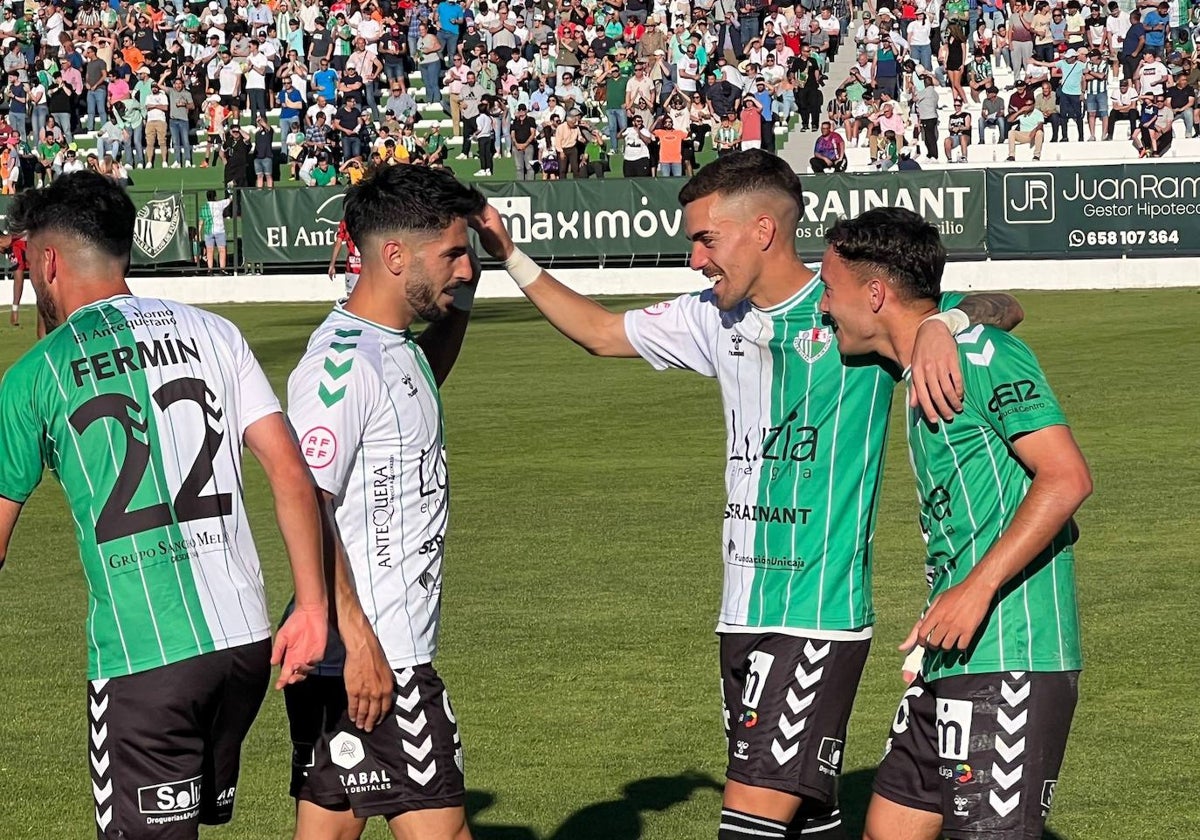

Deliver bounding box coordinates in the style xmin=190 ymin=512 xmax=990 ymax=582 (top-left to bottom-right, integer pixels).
xmin=4 ymin=259 xmax=1199 ymax=306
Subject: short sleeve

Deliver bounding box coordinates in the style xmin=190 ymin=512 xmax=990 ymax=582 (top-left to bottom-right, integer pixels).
xmin=623 ymin=292 xmax=720 ymax=377
xmin=939 ymin=291 xmax=967 ymax=311
xmin=227 ymin=322 xmax=282 ymax=434
xmin=286 ymin=348 xmax=373 ymax=497
xmin=0 ymin=362 xmax=45 ymax=504
xmin=959 ymin=327 xmax=1067 ymax=444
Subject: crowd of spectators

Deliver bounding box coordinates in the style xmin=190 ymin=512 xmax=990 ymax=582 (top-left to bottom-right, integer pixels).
xmin=0 ymin=0 xmax=856 ymax=190
xmin=810 ymin=0 xmax=1200 ymax=171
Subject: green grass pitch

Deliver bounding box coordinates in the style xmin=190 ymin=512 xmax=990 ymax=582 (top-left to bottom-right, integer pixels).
xmin=0 ymin=289 xmax=1196 ymax=839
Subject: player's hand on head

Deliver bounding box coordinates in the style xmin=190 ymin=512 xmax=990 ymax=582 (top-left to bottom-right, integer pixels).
xmin=343 ymin=627 xmax=394 ymax=732
xmin=910 ymin=318 xmax=965 ymax=424
xmin=468 ymin=203 xmax=514 ymax=261
xmin=271 ymin=603 xmax=328 ymax=690
xmin=911 ymin=582 xmax=993 ymax=653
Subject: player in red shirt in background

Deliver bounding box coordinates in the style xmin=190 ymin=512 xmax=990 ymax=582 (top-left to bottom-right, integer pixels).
xmin=329 ymin=219 xmax=362 ymax=298
xmin=1 ymin=232 xmax=42 ymax=338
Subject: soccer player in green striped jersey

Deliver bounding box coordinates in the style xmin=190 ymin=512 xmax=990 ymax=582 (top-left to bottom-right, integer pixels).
xmin=819 ymin=207 xmax=1092 ymax=840
xmin=470 ymin=151 xmax=1025 ymax=840
xmin=0 ymin=173 xmax=329 ymax=840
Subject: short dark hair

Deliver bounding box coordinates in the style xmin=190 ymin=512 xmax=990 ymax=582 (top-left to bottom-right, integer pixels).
xmin=344 ymin=165 xmax=486 ymax=246
xmin=823 ymin=207 xmax=944 ymax=302
xmin=678 ymin=149 xmax=804 ymax=214
xmin=8 ymin=171 xmax=134 ymax=267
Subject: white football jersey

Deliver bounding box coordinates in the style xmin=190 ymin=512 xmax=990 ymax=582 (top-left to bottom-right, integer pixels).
xmin=287 ymin=306 xmax=448 ymax=671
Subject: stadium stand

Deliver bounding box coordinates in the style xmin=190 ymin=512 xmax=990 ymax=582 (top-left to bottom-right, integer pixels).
xmin=0 ymin=0 xmax=809 ymax=189
xmin=785 ymin=0 xmax=1200 ymax=172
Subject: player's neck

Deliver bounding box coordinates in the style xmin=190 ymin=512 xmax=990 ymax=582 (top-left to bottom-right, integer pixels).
xmin=62 ymin=278 xmax=134 ymax=319
xmin=888 ymin=304 xmax=941 ymax=371
xmin=749 ymin=252 xmax=815 ymax=309
xmin=342 ymin=275 xmax=416 ymax=332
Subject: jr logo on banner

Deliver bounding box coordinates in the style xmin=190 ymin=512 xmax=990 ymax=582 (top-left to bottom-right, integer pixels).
xmin=1002 ymin=173 xmax=1055 ymax=225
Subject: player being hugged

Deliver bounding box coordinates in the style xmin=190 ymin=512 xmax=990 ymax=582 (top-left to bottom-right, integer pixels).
xmin=818 ymin=207 xmax=1091 ymax=840
xmin=285 ymin=164 xmax=484 ymax=840
xmin=0 ymin=171 xmax=328 ymax=840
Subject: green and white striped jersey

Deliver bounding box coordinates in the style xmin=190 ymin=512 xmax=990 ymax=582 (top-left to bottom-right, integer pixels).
xmin=287 ymin=307 xmax=448 ymax=672
xmin=625 ymin=277 xmax=963 ymax=638
xmin=907 ymin=325 xmax=1082 ymax=682
xmin=0 ymin=296 xmax=280 ymax=680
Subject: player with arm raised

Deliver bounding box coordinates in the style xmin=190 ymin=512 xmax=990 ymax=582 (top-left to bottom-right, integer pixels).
xmin=469 ymin=149 xmax=1025 ymax=840
xmin=0 ymin=172 xmax=327 ymax=840
xmin=285 ymin=165 xmax=483 ymax=840
xmin=819 ymin=207 xmax=1091 ymax=840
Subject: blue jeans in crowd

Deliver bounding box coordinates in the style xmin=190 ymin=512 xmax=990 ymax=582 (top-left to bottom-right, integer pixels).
xmin=606 ymin=108 xmax=627 ymax=148
xmin=979 ymin=115 xmax=1008 ymax=143
xmin=170 ymin=118 xmax=192 ymax=165
xmin=342 ymin=135 xmax=362 ymax=161
xmin=420 ymin=61 xmax=441 ymax=104
xmin=97 ymin=137 xmax=123 ymax=161
xmin=658 ymin=161 xmax=683 ymax=177
xmin=126 ymin=126 xmax=145 ymax=166
xmin=438 ymin=29 xmax=458 ymax=62
xmin=7 ymin=112 xmax=26 ymax=139
xmin=31 ymin=105 xmax=48 ymax=144
xmin=910 ymin=43 xmax=933 ymax=70
xmin=87 ymin=88 xmax=107 ymax=130
xmin=52 ymin=110 xmax=73 ymax=143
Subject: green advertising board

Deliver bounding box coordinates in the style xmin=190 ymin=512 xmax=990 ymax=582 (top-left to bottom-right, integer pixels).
xmin=241 ymin=187 xmax=348 ymax=265
xmin=241 ymin=169 xmax=988 ymax=265
xmin=986 ymin=163 xmax=1200 ymax=258
xmin=795 ymin=169 xmax=987 ymax=258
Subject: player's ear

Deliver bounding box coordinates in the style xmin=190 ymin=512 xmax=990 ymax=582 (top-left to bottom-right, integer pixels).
xmin=754 ymin=212 xmax=777 ymax=251
xmin=866 ymin=276 xmax=886 ymax=314
xmin=380 ymin=238 xmax=406 ymax=276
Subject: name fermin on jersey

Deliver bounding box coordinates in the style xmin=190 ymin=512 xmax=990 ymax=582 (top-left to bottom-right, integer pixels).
xmin=0 ymin=295 xmax=278 ymax=679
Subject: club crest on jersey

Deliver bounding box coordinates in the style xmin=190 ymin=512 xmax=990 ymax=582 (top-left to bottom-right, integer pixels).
xmin=134 ymin=195 xmax=183 ymax=259
xmin=794 ymin=326 xmax=833 ymax=363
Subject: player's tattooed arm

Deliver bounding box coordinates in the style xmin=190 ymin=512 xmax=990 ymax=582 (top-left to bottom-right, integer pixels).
xmin=910 ymin=294 xmax=1024 ymax=423
xmin=957 ymin=293 xmax=1025 ymax=332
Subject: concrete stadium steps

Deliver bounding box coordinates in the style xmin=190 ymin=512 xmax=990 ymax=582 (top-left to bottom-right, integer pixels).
xmin=844 ymin=135 xmax=1200 ymax=169
xmin=795 ymin=41 xmax=1200 ymax=171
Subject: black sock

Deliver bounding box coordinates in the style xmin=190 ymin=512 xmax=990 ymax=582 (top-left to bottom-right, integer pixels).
xmin=719 ymin=808 xmax=787 ymax=839
xmin=785 ymin=805 xmax=847 ymax=839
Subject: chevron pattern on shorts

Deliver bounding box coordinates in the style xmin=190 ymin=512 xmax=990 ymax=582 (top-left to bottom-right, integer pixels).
xmin=393 ymin=668 xmax=438 ymax=786
xmin=989 ymin=671 xmax=1029 ymax=820
xmin=770 ymin=640 xmax=830 ymax=766
xmin=89 ymin=679 xmax=114 ymax=835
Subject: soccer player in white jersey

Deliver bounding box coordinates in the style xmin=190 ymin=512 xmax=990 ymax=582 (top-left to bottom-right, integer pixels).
xmin=470 ymin=150 xmax=1024 ymax=840
xmin=0 ymin=172 xmax=328 ymax=840
xmin=285 ymin=165 xmax=484 ymax=840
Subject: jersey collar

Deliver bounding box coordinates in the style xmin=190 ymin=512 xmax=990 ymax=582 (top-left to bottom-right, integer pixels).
xmin=334 ymin=303 xmax=412 ymax=338
xmin=754 ymin=270 xmax=822 ymax=316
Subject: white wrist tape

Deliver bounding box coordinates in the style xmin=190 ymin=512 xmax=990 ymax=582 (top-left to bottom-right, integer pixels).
xmin=450 ymin=282 xmax=477 ymax=312
xmin=923 ymin=308 xmax=970 ymax=336
xmin=504 ymin=247 xmax=542 ymax=289
xmin=902 ymin=645 xmax=925 ymax=679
